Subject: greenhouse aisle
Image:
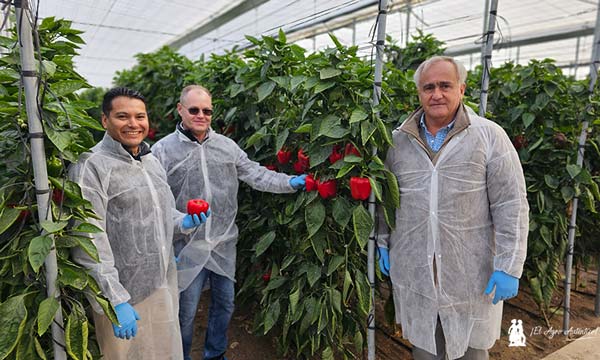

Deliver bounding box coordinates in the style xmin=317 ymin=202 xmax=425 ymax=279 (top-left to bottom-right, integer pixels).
xmin=541 ymin=328 xmax=600 ymax=360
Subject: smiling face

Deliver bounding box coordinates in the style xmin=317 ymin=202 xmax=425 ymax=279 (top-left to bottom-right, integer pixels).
xmin=178 ymin=89 xmax=213 ymax=142
xmin=102 ymin=96 xmax=148 ymax=154
xmin=417 ymin=60 xmax=466 ymax=126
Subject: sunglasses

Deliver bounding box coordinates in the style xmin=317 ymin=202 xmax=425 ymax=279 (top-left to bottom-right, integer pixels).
xmin=182 ymin=105 xmax=213 ymax=116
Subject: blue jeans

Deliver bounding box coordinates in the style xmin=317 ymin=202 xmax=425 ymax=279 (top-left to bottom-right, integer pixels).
xmin=179 ymin=268 xmax=234 ymax=360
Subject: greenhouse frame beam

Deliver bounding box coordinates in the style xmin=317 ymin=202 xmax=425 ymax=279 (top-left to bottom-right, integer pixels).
xmin=284 ymin=0 xmax=422 ymax=44
xmin=445 ymin=24 xmax=595 ymax=57
xmin=167 ymin=0 xmax=271 ymax=50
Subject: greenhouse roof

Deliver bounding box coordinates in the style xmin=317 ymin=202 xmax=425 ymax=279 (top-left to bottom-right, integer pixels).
xmin=35 ymin=0 xmax=599 ymax=88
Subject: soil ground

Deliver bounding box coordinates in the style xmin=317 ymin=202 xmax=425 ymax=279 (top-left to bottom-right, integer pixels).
xmin=190 ymin=268 xmax=600 ymax=360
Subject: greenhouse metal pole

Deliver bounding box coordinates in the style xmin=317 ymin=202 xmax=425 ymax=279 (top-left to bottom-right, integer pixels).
xmin=480 ymin=0 xmax=490 ymax=65
xmin=563 ymin=0 xmax=600 ymax=332
xmin=479 ymin=0 xmax=498 ymax=116
xmin=595 ymin=257 xmax=600 ymax=317
xmin=368 ymin=1 xmax=388 ymax=359
xmin=15 ymin=1 xmax=67 ymax=359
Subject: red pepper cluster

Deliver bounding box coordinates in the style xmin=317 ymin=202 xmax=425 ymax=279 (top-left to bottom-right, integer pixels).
xmin=271 ymin=144 xmax=371 ymax=201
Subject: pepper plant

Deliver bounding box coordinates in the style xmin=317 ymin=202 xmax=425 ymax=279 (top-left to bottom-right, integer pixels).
xmin=0 ymin=17 xmax=115 ymax=359
xmin=467 ymin=60 xmax=600 ymax=322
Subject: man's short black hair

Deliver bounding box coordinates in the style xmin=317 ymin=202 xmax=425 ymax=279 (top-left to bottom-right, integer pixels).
xmin=102 ymin=87 xmax=146 ymax=117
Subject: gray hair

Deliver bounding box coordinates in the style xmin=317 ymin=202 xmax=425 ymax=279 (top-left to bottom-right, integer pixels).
xmin=180 ymin=85 xmax=212 ymax=104
xmin=413 ymin=56 xmax=467 ymax=87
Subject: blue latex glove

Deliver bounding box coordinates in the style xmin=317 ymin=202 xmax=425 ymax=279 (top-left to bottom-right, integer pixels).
xmin=289 ymin=174 xmax=307 ymax=190
xmin=112 ymin=302 xmax=140 ymax=339
xmin=181 ymin=209 xmax=210 ymax=230
xmin=484 ymin=270 xmax=519 ymax=304
xmin=377 ymin=247 xmax=390 ymax=276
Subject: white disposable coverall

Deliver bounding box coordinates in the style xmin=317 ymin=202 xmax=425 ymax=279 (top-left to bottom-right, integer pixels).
xmin=152 ymin=127 xmax=296 ymax=290
xmin=377 ymin=105 xmax=528 ymax=359
xmin=69 ymin=134 xmax=186 ymax=359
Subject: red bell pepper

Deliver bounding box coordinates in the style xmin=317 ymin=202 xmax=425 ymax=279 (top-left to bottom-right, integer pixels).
xmin=262 ymin=273 xmax=271 ymax=282
xmin=277 ymin=149 xmax=292 ymax=164
xmin=297 ymin=148 xmax=310 ymax=167
xmin=305 ymin=174 xmax=318 ymax=192
xmin=329 ymin=145 xmax=343 ymax=164
xmin=293 ymin=160 xmax=307 ymax=174
xmin=349 ymin=176 xmax=371 ymax=200
xmin=265 ymin=164 xmax=277 ymax=171
xmin=344 ymin=143 xmax=361 ymax=158
xmin=317 ymin=179 xmax=337 ymax=199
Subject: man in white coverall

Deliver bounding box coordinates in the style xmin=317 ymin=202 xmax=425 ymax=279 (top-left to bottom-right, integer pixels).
xmin=152 ymin=85 xmax=307 ymax=360
xmin=377 ymin=57 xmax=529 ymax=360
xmin=69 ymin=87 xmax=208 ymax=360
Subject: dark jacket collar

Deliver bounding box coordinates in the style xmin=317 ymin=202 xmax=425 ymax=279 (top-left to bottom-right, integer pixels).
xmin=176 ymin=122 xmax=211 ymax=144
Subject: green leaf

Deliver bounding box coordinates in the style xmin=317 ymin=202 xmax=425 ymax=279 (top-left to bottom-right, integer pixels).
xmin=40 ymin=220 xmax=68 ymax=233
xmin=263 ymin=300 xmax=281 ymax=334
xmin=313 ymin=82 xmax=335 ymax=94
xmin=269 ymin=76 xmax=290 ymax=90
xmin=289 ymin=288 xmax=301 ymax=316
xmin=384 ymin=170 xmax=400 ymax=207
xmin=305 ymin=201 xmax=326 ymax=238
xmin=28 ymin=235 xmax=53 ymax=273
xmin=278 ymin=28 xmax=286 ymax=43
xmin=377 ymin=117 xmax=393 ymax=145
xmin=264 ymin=276 xmax=287 ymax=291
xmin=294 ymin=123 xmax=312 ymax=133
xmin=522 ymin=113 xmax=535 ymax=128
xmin=0 ymin=208 xmax=21 ymax=235
xmin=37 ymin=297 xmax=59 ymax=336
xmin=275 ymin=128 xmax=289 ymax=154
xmin=73 ymin=222 xmax=103 ymax=233
xmin=544 ymin=175 xmax=559 ymax=190
xmin=254 ymin=231 xmax=277 ymax=257
xmin=335 ymin=163 xmax=356 ymax=179
xmin=353 ymin=204 xmax=373 ymax=249
xmin=354 ymin=330 xmax=364 ymax=353
xmin=369 ymin=177 xmax=382 ymax=202
xmin=94 ymin=296 xmax=118 ymax=325
xmin=65 ymin=312 xmax=88 ymax=360
xmin=322 ymin=346 xmax=334 ymax=360
xmin=308 ymin=145 xmax=333 ymax=168
xmin=33 ymin=337 xmax=47 ymax=360
xmin=343 ymin=270 xmax=353 ymax=304
xmin=245 ymin=131 xmax=265 ymax=148
xmin=360 ymin=121 xmax=377 ymax=145
xmin=566 ymin=164 xmax=582 ymax=179
xmin=50 ymin=80 xmax=86 ymax=97
xmin=0 ymin=294 xmax=27 ymax=359
xmin=326 ymin=255 xmax=345 ymax=276
xmin=42 ymin=60 xmax=57 ymax=78
xmin=332 ymin=197 xmax=352 ymax=229
xmin=319 ymin=68 xmax=341 ymax=80
xmin=319 ymin=115 xmax=349 ymax=139
xmin=256 ymin=81 xmax=276 ymax=103
xmin=350 ymin=108 xmax=368 ymax=124
xmin=307 ymin=264 xmax=321 ymax=287
xmin=59 ymin=266 xmax=88 ymax=290
xmin=72 ymin=235 xmax=99 ymax=263
xmin=310 ymin=233 xmax=326 ymax=263
xmin=291 ymin=75 xmax=306 ymax=91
